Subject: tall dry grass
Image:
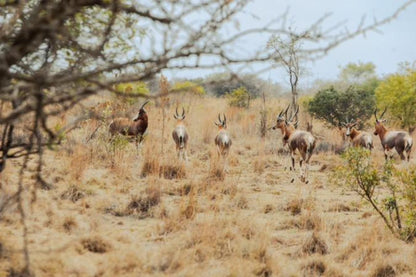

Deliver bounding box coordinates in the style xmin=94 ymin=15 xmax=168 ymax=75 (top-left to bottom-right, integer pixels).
xmin=1 ymin=95 xmax=416 ymax=276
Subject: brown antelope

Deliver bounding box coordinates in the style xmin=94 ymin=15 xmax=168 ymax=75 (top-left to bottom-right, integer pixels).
xmin=172 ymin=107 xmax=189 ymax=161
xmin=374 ymin=108 xmax=413 ymax=161
xmin=273 ymin=105 xmax=316 ymax=183
xmin=109 ymin=100 xmax=149 ymax=147
xmin=341 ymin=118 xmax=373 ymax=150
xmin=214 ymin=113 xmax=232 ymax=161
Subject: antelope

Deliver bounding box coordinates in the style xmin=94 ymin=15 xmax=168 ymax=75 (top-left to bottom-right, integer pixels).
xmin=341 ymin=118 xmax=373 ymax=150
xmin=172 ymin=107 xmax=189 ymax=161
xmin=214 ymin=113 xmax=232 ymax=161
xmin=109 ymin=100 xmax=149 ymax=147
xmin=273 ymin=105 xmax=316 ymax=183
xmin=374 ymin=108 xmax=413 ymax=161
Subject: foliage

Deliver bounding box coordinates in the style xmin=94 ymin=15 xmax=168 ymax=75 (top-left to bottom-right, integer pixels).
xmin=227 ymin=86 xmax=250 ymax=108
xmin=114 ymin=82 xmax=149 ymax=105
xmin=308 ymin=86 xmax=376 ymax=127
xmin=172 ymin=81 xmax=206 ymax=95
xmin=334 ymin=147 xmax=416 ymax=241
xmin=204 ymin=73 xmax=279 ymax=98
xmin=375 ymin=69 xmax=416 ymax=130
xmin=339 ymin=62 xmax=377 ymax=84
xmin=110 ymin=134 xmax=130 ymax=152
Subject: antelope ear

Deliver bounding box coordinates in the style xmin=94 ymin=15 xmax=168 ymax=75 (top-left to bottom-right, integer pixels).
xmin=214 ymin=122 xmax=220 ymax=127
xmin=173 ymin=114 xmax=178 ymax=119
xmin=133 ymin=114 xmax=139 ymax=121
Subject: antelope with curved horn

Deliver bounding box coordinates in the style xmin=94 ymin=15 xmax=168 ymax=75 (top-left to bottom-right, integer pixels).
xmin=172 ymin=107 xmax=189 ymax=161
xmin=273 ymin=105 xmax=316 ymax=183
xmin=341 ymin=118 xmax=373 ymax=150
xmin=374 ymin=108 xmax=413 ymax=161
xmin=214 ymin=113 xmax=232 ymax=160
xmin=109 ymin=100 xmax=149 ymax=147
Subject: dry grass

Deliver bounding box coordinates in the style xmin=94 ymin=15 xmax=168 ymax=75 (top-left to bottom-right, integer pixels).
xmin=1 ymin=96 xmax=416 ymax=276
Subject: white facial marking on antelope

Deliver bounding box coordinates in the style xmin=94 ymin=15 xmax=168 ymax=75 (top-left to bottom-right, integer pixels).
xmin=374 ymin=108 xmax=413 ymax=161
xmin=109 ymin=100 xmax=149 ymax=148
xmin=214 ymin=113 xmax=232 ymax=169
xmin=273 ymin=105 xmax=316 ymax=183
xmin=172 ymin=107 xmax=189 ymax=161
xmin=341 ymin=118 xmax=373 ymax=150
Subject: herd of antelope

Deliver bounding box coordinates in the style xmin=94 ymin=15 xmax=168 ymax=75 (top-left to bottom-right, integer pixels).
xmin=108 ymin=101 xmax=413 ymax=183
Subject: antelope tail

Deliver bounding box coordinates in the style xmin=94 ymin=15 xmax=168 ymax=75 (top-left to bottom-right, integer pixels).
xmin=179 ymin=136 xmax=185 ymax=149
xmin=405 ymin=137 xmax=413 ymax=152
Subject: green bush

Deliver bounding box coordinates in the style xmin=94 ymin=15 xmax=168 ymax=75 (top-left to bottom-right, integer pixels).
xmin=172 ymin=81 xmax=206 ymax=95
xmin=375 ymin=69 xmax=416 ymax=131
xmin=227 ymin=86 xmax=250 ymax=108
xmin=334 ymin=147 xmax=416 ymax=241
xmin=114 ymin=81 xmax=149 ymax=105
xmin=308 ymin=86 xmax=375 ymax=127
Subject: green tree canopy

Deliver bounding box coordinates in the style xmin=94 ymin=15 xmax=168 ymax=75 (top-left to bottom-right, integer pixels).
xmin=308 ymin=86 xmax=376 ymax=127
xmin=172 ymin=81 xmax=206 ymax=95
xmin=375 ymin=69 xmax=416 ymax=131
xmin=339 ymin=62 xmax=377 ymax=84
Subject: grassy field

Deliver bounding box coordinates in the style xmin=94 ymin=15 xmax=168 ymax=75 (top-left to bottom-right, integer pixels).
xmin=1 ymin=95 xmax=416 ymax=277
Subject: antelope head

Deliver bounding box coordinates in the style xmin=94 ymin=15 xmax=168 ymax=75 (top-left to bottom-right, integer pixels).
xmin=215 ymin=113 xmax=227 ymax=129
xmin=133 ymin=100 xmax=149 ymax=121
xmin=341 ymin=117 xmax=359 ymax=137
xmin=173 ymin=107 xmax=186 ymax=121
xmin=374 ymin=107 xmax=387 ymax=135
xmin=273 ymin=105 xmax=290 ymax=130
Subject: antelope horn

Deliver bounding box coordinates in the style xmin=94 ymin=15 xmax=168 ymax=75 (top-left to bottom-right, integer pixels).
xmin=223 ymin=113 xmax=226 ymax=124
xmin=140 ymin=100 xmax=149 ymax=110
xmin=175 ymin=107 xmax=179 ymax=116
xmin=284 ymin=104 xmax=290 ymax=118
xmin=374 ymin=109 xmax=378 ymax=121
xmin=182 ymin=107 xmax=185 ymax=117
xmin=290 ymin=105 xmax=299 ymax=122
xmin=380 ymin=107 xmax=387 ymax=119
xmin=218 ymin=113 xmax=222 ymax=124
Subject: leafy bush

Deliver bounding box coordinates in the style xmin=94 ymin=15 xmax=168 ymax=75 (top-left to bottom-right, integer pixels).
xmin=172 ymin=81 xmax=206 ymax=95
xmin=334 ymin=147 xmax=416 ymax=241
xmin=114 ymin=81 xmax=149 ymax=105
xmin=308 ymin=86 xmax=375 ymax=127
xmin=375 ymin=69 xmax=416 ymax=131
xmin=227 ymin=86 xmax=250 ymax=108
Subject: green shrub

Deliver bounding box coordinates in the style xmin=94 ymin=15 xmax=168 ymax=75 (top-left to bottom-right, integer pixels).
xmin=172 ymin=81 xmax=206 ymax=95
xmin=114 ymin=81 xmax=149 ymax=105
xmin=334 ymin=147 xmax=416 ymax=241
xmin=308 ymin=86 xmax=375 ymax=127
xmin=227 ymin=86 xmax=250 ymax=108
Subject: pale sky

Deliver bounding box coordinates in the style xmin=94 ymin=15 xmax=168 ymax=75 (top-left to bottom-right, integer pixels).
xmin=167 ymin=0 xmax=416 ymax=89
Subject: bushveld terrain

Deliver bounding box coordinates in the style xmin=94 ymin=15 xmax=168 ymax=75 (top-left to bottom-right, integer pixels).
xmin=1 ymin=95 xmax=416 ymax=277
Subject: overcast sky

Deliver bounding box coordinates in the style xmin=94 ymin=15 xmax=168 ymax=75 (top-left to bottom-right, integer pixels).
xmin=167 ymin=0 xmax=416 ymax=88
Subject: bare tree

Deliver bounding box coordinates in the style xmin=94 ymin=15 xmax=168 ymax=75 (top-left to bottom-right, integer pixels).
xmin=268 ymin=33 xmax=301 ymax=116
